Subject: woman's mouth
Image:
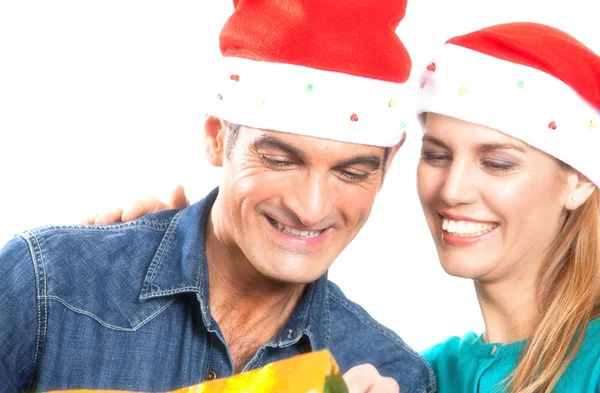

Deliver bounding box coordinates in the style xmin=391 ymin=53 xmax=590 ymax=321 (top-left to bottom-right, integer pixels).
xmin=441 ymin=217 xmax=499 ymax=237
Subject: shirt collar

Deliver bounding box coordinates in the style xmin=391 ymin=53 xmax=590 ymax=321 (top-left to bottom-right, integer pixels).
xmin=138 ymin=187 xmax=216 ymax=304
xmin=138 ymin=187 xmax=329 ymax=351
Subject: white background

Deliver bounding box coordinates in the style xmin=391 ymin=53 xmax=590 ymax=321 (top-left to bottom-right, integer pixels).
xmin=1 ymin=0 xmax=598 ymax=352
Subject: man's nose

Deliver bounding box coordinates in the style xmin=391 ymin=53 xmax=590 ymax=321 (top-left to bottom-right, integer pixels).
xmin=285 ymin=172 xmax=333 ymax=228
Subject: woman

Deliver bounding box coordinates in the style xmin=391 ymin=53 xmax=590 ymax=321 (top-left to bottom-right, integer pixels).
xmin=416 ymin=22 xmax=600 ymax=392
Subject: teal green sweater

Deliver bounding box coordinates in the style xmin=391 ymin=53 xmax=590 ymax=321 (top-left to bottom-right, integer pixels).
xmin=422 ymin=318 xmax=600 ymax=392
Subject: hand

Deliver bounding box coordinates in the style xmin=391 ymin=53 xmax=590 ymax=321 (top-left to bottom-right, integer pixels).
xmin=343 ymin=364 xmax=399 ymax=393
xmin=82 ymin=185 xmax=190 ymax=225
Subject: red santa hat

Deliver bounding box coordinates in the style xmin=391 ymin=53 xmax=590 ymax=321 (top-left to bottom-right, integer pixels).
xmin=416 ymin=22 xmax=600 ymax=187
xmin=207 ymin=0 xmax=412 ymax=147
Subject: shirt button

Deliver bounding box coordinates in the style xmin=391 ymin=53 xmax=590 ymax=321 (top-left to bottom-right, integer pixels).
xmin=205 ymin=370 xmax=217 ymax=381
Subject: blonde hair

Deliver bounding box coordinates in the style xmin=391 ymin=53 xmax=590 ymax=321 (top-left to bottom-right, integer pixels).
xmin=508 ymin=187 xmax=600 ymax=393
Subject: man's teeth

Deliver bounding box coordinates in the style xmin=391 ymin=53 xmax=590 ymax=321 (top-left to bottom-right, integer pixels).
xmin=275 ymin=221 xmax=323 ymax=238
xmin=442 ymin=218 xmax=497 ymax=237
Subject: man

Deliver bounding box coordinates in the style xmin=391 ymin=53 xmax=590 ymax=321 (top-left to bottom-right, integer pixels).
xmin=0 ymin=0 xmax=435 ymax=392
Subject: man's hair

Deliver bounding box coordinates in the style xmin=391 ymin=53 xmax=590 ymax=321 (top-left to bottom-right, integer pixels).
xmin=225 ymin=122 xmax=392 ymax=178
xmin=225 ymin=122 xmax=242 ymax=160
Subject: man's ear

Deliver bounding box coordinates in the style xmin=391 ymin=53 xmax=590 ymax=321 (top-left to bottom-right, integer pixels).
xmin=204 ymin=115 xmax=227 ymax=167
xmin=564 ymin=170 xmax=596 ymax=210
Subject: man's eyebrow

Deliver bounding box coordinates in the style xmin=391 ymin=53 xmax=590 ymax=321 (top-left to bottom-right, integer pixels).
xmin=476 ymin=142 xmax=526 ymax=154
xmin=251 ymin=135 xmax=304 ymax=158
xmin=335 ymin=155 xmax=382 ymax=171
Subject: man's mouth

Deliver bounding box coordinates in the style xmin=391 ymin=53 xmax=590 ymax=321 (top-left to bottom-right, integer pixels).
xmin=441 ymin=217 xmax=499 ymax=237
xmin=266 ymin=216 xmax=326 ymax=238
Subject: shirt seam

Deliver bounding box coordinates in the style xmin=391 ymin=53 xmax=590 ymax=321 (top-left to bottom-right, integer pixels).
xmin=28 ymin=220 xmax=171 ymax=236
xmin=204 ymin=333 xmax=214 ymax=379
xmin=20 ymin=232 xmax=48 ymax=391
xmin=140 ymin=286 xmax=200 ymax=298
xmin=324 ymin=285 xmax=331 ymax=348
xmin=423 ymin=380 xmax=437 ymax=393
xmin=44 ymin=295 xmax=176 ymax=331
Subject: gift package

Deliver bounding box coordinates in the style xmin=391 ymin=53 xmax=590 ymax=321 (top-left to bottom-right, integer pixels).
xmin=48 ymin=350 xmax=348 ymax=393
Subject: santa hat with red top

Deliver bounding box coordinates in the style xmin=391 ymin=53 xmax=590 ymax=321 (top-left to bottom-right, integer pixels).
xmin=207 ymin=0 xmax=412 ymax=147
xmin=416 ymin=22 xmax=600 ymax=186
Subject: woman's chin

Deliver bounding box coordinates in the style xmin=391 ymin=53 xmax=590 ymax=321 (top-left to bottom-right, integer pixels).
xmin=439 ymin=258 xmax=490 ymax=280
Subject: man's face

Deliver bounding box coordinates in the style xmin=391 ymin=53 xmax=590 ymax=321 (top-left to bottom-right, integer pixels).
xmin=208 ymin=119 xmax=396 ymax=284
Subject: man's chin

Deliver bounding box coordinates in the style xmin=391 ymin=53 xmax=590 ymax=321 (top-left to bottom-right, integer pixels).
xmin=257 ymin=259 xmax=331 ymax=285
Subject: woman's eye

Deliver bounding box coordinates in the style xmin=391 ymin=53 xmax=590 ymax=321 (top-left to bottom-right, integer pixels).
xmin=481 ymin=160 xmax=517 ymax=172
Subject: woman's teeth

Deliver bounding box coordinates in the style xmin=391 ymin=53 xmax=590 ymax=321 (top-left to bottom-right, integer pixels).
xmin=274 ymin=220 xmax=323 ymax=238
xmin=442 ymin=218 xmax=498 ymax=237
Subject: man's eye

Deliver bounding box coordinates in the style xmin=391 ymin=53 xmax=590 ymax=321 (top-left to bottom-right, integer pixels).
xmin=260 ymin=155 xmax=297 ymax=168
xmin=337 ymin=170 xmax=370 ymax=182
xmin=421 ymin=152 xmax=451 ymax=165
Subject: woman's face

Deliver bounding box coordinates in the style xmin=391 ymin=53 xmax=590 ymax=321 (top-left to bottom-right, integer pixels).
xmin=417 ymin=113 xmax=571 ymax=284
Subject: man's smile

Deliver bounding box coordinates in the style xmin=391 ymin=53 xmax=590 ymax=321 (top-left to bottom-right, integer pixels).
xmin=266 ymin=215 xmax=327 ymax=238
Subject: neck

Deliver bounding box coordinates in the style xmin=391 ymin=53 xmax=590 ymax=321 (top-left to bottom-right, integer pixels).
xmin=475 ymin=272 xmax=538 ymax=345
xmin=205 ymin=203 xmax=306 ymax=340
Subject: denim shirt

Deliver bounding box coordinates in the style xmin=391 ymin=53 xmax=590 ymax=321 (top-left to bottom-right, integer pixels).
xmin=0 ymin=188 xmax=435 ymax=393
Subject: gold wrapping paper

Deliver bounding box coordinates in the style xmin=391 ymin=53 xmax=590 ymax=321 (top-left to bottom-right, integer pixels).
xmin=48 ymin=350 xmax=348 ymax=393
